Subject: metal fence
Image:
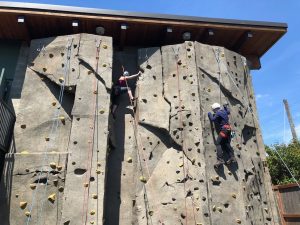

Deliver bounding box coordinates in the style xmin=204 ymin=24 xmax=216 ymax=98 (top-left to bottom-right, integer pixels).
xmin=273 ymin=183 xmax=300 ymax=225
xmin=0 ymin=97 xmax=15 ymax=153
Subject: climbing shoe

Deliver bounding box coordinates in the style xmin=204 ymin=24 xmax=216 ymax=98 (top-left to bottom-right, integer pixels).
xmin=226 ymin=157 xmax=237 ymax=165
xmin=214 ymin=160 xmax=225 ymax=170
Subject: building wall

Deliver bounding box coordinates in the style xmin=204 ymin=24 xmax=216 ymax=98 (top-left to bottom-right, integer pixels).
xmin=0 ymin=40 xmax=21 ymax=100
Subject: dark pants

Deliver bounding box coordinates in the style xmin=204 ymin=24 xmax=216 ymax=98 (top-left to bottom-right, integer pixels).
xmin=216 ymin=133 xmax=234 ymax=162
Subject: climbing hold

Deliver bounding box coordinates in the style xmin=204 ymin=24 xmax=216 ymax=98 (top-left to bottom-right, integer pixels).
xmin=96 ymin=169 xmax=101 ymax=174
xmin=88 ymin=70 xmax=93 ymax=75
xmin=93 ymin=90 xmax=98 ymax=94
xmin=217 ymin=207 xmax=222 ymax=213
xmin=45 ymin=137 xmax=50 ymax=141
xmin=15 ymin=194 xmax=19 ymax=198
xmin=21 ymin=151 xmax=29 ymax=154
xmin=90 ymin=221 xmax=95 ymax=224
xmin=52 ymin=102 xmax=57 ymax=106
xmin=49 ymin=162 xmax=57 ymax=169
xmin=92 ymin=194 xmax=98 ymax=199
xmin=232 ymin=193 xmax=237 ymax=199
xmin=236 ymin=219 xmax=241 ymax=224
xmin=139 ymin=176 xmax=147 ymax=183
xmin=99 ymin=109 xmax=105 ymax=114
xmin=58 ymin=186 xmax=64 ymax=192
xmin=196 ymin=223 xmax=203 ymax=225
xmin=148 ymin=211 xmax=154 ymax=216
xmin=196 ymin=207 xmax=200 ymax=211
xmin=215 ymin=176 xmax=219 ymax=180
xmin=173 ymin=207 xmax=177 ymax=211
xmin=192 ymin=158 xmax=196 ymax=164
xmin=103 ymin=44 xmax=108 ymax=49
xmin=25 ymin=211 xmax=31 ymax=217
xmin=25 ymin=168 xmax=30 ymax=172
xmin=59 ymin=77 xmax=65 ymax=83
xmin=212 ymin=205 xmax=216 ymax=211
xmin=127 ymin=157 xmax=133 ymax=163
xmin=57 ymin=165 xmax=63 ymax=171
xmin=102 ymin=63 xmax=107 ymax=67
xmin=20 ymin=124 xmax=26 ymax=129
xmin=228 ymin=171 xmax=232 ymax=175
xmin=53 ymin=179 xmax=58 ymax=186
xmin=29 ymin=184 xmax=36 ymax=190
xmin=221 ymin=53 xmax=225 ymax=57
xmin=178 ymin=162 xmax=183 ymax=168
xmin=20 ymin=201 xmax=27 ymax=209
xmin=83 ymin=183 xmax=89 ymax=187
xmin=90 ymin=210 xmax=96 ymax=215
xmin=180 ymin=213 xmax=186 ymax=219
xmin=97 ymin=162 xmax=101 ymax=167
xmin=264 ymin=208 xmax=269 ymax=213
xmin=48 ymin=193 xmax=56 ymax=203
xmin=43 ymin=68 xmax=47 ymax=72
xmin=177 ymin=60 xmax=182 ymax=65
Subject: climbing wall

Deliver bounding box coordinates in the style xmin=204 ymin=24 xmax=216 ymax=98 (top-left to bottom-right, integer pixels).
xmin=115 ymin=41 xmax=280 ymax=225
xmin=0 ymin=33 xmax=112 ymax=225
xmin=0 ymin=36 xmax=279 ymax=225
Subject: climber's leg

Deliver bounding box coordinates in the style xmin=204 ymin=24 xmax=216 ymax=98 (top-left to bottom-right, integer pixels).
xmin=225 ymin=137 xmax=236 ymax=164
xmin=214 ymin=134 xmax=225 ymax=169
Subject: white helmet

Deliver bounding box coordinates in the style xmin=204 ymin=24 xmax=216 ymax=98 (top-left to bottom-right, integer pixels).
xmin=211 ymin=103 xmax=221 ymax=110
xmin=123 ymin=71 xmax=129 ymax=76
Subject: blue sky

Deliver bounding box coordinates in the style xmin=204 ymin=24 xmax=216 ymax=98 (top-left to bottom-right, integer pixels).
xmin=4 ymin=0 xmax=300 ymax=145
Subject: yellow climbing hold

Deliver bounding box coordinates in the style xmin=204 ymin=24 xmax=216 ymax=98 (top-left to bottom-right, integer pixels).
xmin=90 ymin=210 xmax=96 ymax=215
xmin=49 ymin=162 xmax=57 ymax=169
xmin=29 ymin=184 xmax=36 ymax=190
xmin=59 ymin=77 xmax=64 ymax=83
xmin=103 ymin=44 xmax=108 ymax=49
xmin=59 ymin=116 xmax=65 ymax=122
xmin=90 ymin=221 xmax=95 ymax=225
xmin=96 ymin=169 xmax=101 ymax=174
xmin=178 ymin=162 xmax=184 ymax=168
xmin=92 ymin=194 xmax=98 ymax=199
xmin=236 ymin=219 xmax=241 ymax=224
xmin=25 ymin=211 xmax=31 ymax=217
xmin=139 ymin=176 xmax=147 ymax=183
xmin=48 ymin=193 xmax=56 ymax=202
xmin=221 ymin=53 xmax=225 ymax=57
xmin=21 ymin=151 xmax=29 ymax=154
xmin=127 ymin=157 xmax=133 ymax=163
xmin=84 ymin=183 xmax=89 ymax=187
xmin=102 ymin=63 xmax=107 ymax=67
xmin=20 ymin=201 xmax=27 ymax=209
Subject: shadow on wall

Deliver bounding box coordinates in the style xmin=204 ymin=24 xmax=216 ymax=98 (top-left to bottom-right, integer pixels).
xmin=103 ymin=48 xmax=139 ymax=225
xmin=0 ymin=136 xmax=16 ymax=225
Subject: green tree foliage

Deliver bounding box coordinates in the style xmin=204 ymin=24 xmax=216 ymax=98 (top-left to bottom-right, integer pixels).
xmin=266 ymin=142 xmax=300 ymax=185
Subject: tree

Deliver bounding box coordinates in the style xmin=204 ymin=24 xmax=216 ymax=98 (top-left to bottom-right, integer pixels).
xmin=266 ymin=142 xmax=300 ymax=185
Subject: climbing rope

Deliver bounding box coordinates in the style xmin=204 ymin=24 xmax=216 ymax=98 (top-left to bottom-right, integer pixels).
xmin=25 ymin=38 xmax=73 ymax=225
xmin=213 ymin=48 xmax=222 ymax=105
xmin=172 ymin=46 xmax=190 ymax=225
xmin=121 ymin=60 xmax=164 ymax=224
xmin=80 ymin=39 xmax=102 ymax=225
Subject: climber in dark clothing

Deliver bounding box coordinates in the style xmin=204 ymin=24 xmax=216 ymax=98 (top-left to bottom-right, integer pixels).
xmin=111 ymin=70 xmax=142 ymax=119
xmin=208 ymin=102 xmax=236 ymax=169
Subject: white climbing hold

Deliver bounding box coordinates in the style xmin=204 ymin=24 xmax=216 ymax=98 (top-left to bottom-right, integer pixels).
xmin=127 ymin=157 xmax=133 ymax=163
xmin=212 ymin=205 xmax=216 ymax=211
xmin=48 ymin=193 xmax=56 ymax=202
xmin=236 ymin=219 xmax=241 ymax=224
xmin=59 ymin=116 xmax=65 ymax=123
xmin=20 ymin=201 xmax=27 ymax=209
xmin=25 ymin=211 xmax=31 ymax=217
xmin=90 ymin=221 xmax=95 ymax=224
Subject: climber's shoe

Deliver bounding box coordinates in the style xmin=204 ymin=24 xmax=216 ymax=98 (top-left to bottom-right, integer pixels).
xmin=226 ymin=157 xmax=237 ymax=165
xmin=214 ymin=160 xmax=224 ymax=170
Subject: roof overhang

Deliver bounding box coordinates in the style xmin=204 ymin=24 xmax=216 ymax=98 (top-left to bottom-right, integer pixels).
xmin=0 ymin=1 xmax=287 ymax=69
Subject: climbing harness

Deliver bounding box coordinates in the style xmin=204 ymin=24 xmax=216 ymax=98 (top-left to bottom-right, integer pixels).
xmin=25 ymin=38 xmax=73 ymax=225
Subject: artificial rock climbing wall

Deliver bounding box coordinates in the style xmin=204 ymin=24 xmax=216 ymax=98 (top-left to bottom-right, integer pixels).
xmin=0 ymin=33 xmax=112 ymax=225
xmin=0 ymin=34 xmax=279 ymax=225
